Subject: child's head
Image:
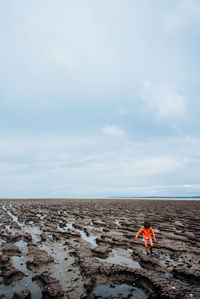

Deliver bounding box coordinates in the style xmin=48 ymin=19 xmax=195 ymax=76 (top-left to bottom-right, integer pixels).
xmin=144 ymin=220 xmax=151 ymax=228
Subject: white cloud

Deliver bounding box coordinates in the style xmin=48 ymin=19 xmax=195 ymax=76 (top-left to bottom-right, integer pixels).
xmin=101 ymin=125 xmax=125 ymax=138
xmin=182 ymin=184 xmax=200 ymax=189
xmin=141 ymin=81 xmax=187 ymax=121
xmin=0 ymin=133 xmax=200 ymax=197
xmin=132 ymin=156 xmax=181 ymax=176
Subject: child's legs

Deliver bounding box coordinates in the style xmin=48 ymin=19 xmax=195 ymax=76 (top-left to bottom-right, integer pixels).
xmin=144 ymin=240 xmax=148 ymax=253
xmin=149 ymin=239 xmax=153 ymax=247
xmin=149 ymin=239 xmax=153 ymax=254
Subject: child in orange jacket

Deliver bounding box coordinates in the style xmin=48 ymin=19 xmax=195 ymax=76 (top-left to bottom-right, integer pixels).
xmin=135 ymin=220 xmax=156 ymax=255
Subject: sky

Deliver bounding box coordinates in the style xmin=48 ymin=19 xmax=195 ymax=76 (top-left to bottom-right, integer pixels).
xmin=0 ymin=0 xmax=200 ymax=198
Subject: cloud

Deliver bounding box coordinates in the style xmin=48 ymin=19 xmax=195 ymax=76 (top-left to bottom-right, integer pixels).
xmin=101 ymin=125 xmax=125 ymax=138
xmin=0 ymin=133 xmax=199 ymax=197
xmin=141 ymin=82 xmax=187 ymax=122
xmin=181 ymin=184 xmax=200 ymax=189
xmin=132 ymin=156 xmax=181 ymax=176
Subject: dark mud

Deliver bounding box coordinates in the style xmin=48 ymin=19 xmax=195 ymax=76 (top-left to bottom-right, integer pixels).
xmin=0 ymin=198 xmax=200 ymax=298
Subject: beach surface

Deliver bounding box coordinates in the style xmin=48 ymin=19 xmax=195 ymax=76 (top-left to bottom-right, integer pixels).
xmin=0 ymin=198 xmax=200 ymax=298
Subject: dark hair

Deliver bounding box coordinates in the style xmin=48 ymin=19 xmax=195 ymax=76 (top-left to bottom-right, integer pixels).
xmin=144 ymin=220 xmax=151 ymax=228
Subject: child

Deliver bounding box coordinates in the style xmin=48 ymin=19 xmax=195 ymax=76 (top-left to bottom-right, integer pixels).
xmin=135 ymin=220 xmax=156 ymax=255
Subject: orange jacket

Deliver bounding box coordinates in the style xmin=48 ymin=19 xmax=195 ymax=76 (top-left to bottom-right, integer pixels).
xmin=136 ymin=226 xmax=155 ymax=240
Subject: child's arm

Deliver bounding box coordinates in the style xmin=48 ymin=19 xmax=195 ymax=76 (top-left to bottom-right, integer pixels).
xmin=135 ymin=227 xmax=143 ymax=239
xmin=150 ymin=227 xmax=157 ymax=242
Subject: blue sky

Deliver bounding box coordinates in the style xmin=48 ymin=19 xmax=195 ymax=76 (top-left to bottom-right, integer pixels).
xmin=0 ymin=0 xmax=200 ymax=197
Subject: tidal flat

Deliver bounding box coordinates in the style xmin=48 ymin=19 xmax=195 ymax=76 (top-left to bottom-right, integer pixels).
xmin=0 ymin=198 xmax=200 ymax=298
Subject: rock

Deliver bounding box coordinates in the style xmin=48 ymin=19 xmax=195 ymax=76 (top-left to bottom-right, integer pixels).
xmin=84 ymin=278 xmax=96 ymax=294
xmin=23 ymin=233 xmax=32 ymax=242
xmin=27 ymin=255 xmax=54 ymax=268
xmin=172 ymin=267 xmax=200 ymax=282
xmin=12 ymin=222 xmax=21 ymax=230
xmin=40 ymin=233 xmax=47 ymax=241
xmin=0 ymin=255 xmax=10 ymax=267
xmin=91 ymin=246 xmax=112 ymax=258
xmin=131 ymin=249 xmax=161 ymax=271
xmin=2 ymin=267 xmax=25 ymax=284
xmin=13 ymin=289 xmax=31 ymax=299
xmin=33 ymin=272 xmax=64 ymax=298
xmin=42 ymin=286 xmax=64 ymax=298
xmin=1 ymin=244 xmax=21 ymax=256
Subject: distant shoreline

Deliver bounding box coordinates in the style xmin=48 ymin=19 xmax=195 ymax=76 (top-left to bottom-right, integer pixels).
xmin=0 ymin=197 xmax=200 ymax=201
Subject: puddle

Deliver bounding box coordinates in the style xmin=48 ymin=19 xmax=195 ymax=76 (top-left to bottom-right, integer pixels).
xmin=0 ymin=239 xmax=6 ymax=246
xmin=9 ymin=204 xmax=16 ymax=212
xmin=0 ymin=275 xmax=42 ymax=299
xmin=158 ymin=271 xmax=173 ymax=278
xmin=5 ymin=225 xmax=11 ymax=232
xmin=3 ymin=206 xmax=41 ymax=243
xmin=77 ymin=229 xmax=97 ymax=247
xmin=3 ymin=205 xmax=22 ymax=228
xmin=96 ymin=249 xmax=141 ymax=269
xmin=48 ymin=234 xmax=54 ymax=240
xmin=36 ymin=213 xmax=45 ymax=220
xmin=65 ymin=223 xmax=73 ymax=230
xmin=2 ymin=206 xmax=70 ymax=292
xmin=95 ymin=281 xmax=148 ymax=298
xmin=12 ymin=256 xmax=27 ymax=273
xmin=115 ymin=220 xmax=120 ymax=226
xmin=58 ymin=223 xmax=98 ymax=246
xmin=25 ymin=226 xmax=41 ymax=243
xmin=38 ymin=242 xmax=71 ymax=290
xmin=15 ymin=240 xmax=27 ymax=251
xmin=57 ymin=222 xmax=74 ymax=232
xmin=2 ymin=255 xmax=43 ymax=299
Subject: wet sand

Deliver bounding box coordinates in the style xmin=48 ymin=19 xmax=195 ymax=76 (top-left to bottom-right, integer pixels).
xmin=0 ymin=198 xmax=200 ymax=298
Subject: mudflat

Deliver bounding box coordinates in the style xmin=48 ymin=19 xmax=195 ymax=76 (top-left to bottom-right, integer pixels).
xmin=0 ymin=198 xmax=200 ymax=298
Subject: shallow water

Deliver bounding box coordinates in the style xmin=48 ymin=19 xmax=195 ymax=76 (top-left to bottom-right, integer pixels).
xmin=65 ymin=223 xmax=74 ymax=230
xmin=96 ymin=248 xmax=141 ymax=269
xmin=4 ymin=255 xmax=43 ymax=299
xmin=15 ymin=240 xmax=27 ymax=251
xmin=5 ymin=225 xmax=11 ymax=232
xmin=58 ymin=222 xmax=98 ymax=246
xmin=36 ymin=213 xmax=45 ymax=220
xmin=77 ymin=229 xmax=97 ymax=247
xmin=95 ymin=281 xmax=148 ymax=298
xmin=115 ymin=220 xmax=120 ymax=226
xmin=0 ymin=275 xmax=42 ymax=299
